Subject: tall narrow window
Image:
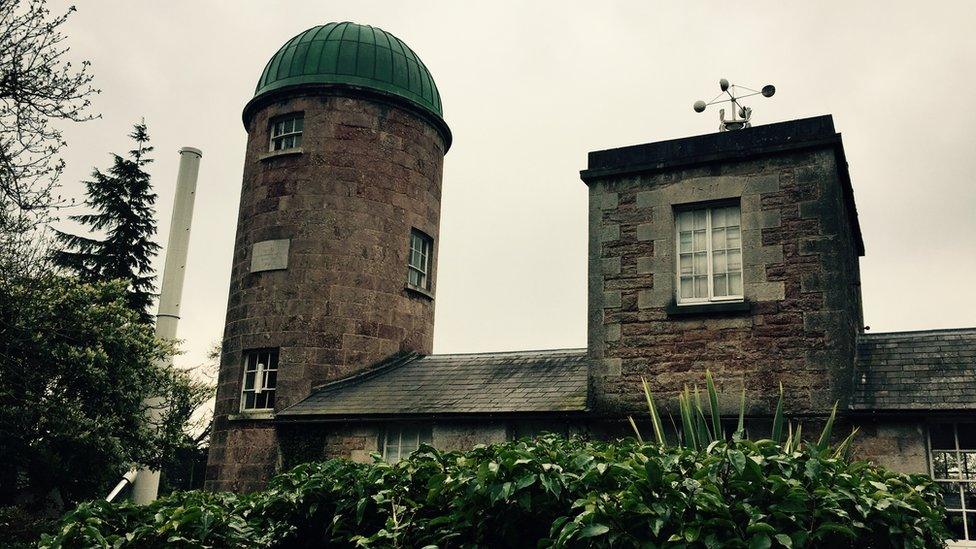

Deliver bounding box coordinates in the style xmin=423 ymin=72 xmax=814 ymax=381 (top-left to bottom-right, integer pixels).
xmin=676 ymin=204 xmax=743 ymax=304
xmin=407 ymin=229 xmax=433 ymax=290
xmin=381 ymin=426 xmax=432 ymax=463
xmin=269 ymin=113 xmax=303 ymax=151
xmin=929 ymin=423 xmax=976 ymax=543
xmin=240 ymin=349 xmax=279 ymax=411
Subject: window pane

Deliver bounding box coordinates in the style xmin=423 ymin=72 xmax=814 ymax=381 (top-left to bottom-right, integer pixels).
xmin=947 ymin=512 xmax=966 ymax=540
xmin=693 ymin=230 xmax=706 ymax=251
xmin=295 ymin=117 xmax=304 ymax=132
xmin=932 ymin=424 xmax=957 ymax=450
xmin=713 ymin=274 xmax=727 ymax=297
xmin=695 ymin=276 xmax=708 ymax=298
xmin=728 ymin=206 xmax=740 ymax=226
xmin=244 ymin=371 xmax=255 ymax=391
xmin=727 ymin=226 xmax=741 ymax=249
xmin=408 ymin=269 xmax=420 ymax=287
xmin=274 ymin=121 xmax=283 ymax=135
xmin=293 ymin=134 xmax=302 ymax=148
xmin=680 ymin=276 xmax=693 ymax=299
xmin=934 ymin=451 xmax=960 ymax=479
xmin=694 ymin=252 xmax=707 ymax=275
xmin=679 ymin=254 xmax=692 ymax=275
xmin=693 ymin=210 xmax=706 ymax=230
xmin=942 ymin=482 xmax=964 ymax=509
xmin=244 ymin=392 xmax=255 ymax=409
xmin=965 ymin=484 xmax=976 ymax=508
xmin=255 ymin=392 xmax=268 ymax=409
xmin=729 ymin=272 xmax=743 ymax=295
xmin=679 ymin=232 xmax=692 ymax=253
xmin=968 ymin=513 xmax=976 ymax=541
xmin=678 ymin=211 xmax=693 ymax=232
xmin=712 ymin=227 xmax=726 ymax=249
xmin=713 ymin=250 xmax=727 ymax=273
xmin=266 ymin=392 xmax=275 ymax=409
xmin=713 ymin=207 xmax=726 ymax=228
xmin=728 ymin=250 xmax=742 ymax=271
xmin=266 ymin=370 xmax=277 ymax=390
xmin=958 ymin=425 xmax=976 ymax=450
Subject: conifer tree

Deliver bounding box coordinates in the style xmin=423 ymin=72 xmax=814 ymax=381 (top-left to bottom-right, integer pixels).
xmin=53 ymin=122 xmax=160 ymax=321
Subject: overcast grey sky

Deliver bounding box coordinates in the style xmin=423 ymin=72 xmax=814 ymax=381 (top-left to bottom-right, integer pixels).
xmin=50 ymin=1 xmax=975 ymax=371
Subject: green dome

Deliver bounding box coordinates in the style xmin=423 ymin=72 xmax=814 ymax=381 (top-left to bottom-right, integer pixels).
xmin=251 ymin=22 xmax=445 ymax=126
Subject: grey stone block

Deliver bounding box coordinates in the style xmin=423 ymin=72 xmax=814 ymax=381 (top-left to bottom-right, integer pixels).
xmin=601 ymin=257 xmax=621 ymax=275
xmin=636 ymin=223 xmax=656 ymax=242
xmin=604 ymin=358 xmax=622 ymax=377
xmin=742 ymin=209 xmax=781 ymax=230
xmin=603 ymin=290 xmax=622 ymax=309
xmin=605 ymin=323 xmax=621 ymax=342
xmin=601 ymin=192 xmax=619 ymax=210
xmin=638 ymin=288 xmax=670 ymax=309
xmin=601 ymin=224 xmax=620 ymax=242
xmin=636 ymin=256 xmax=655 ymax=275
xmin=746 ymin=281 xmax=785 ymax=302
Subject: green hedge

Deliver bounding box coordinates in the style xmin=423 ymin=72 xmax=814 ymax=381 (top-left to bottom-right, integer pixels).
xmin=40 ymin=435 xmax=947 ymax=548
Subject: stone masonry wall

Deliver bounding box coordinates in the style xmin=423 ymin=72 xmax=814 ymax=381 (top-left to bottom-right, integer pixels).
xmin=850 ymin=419 xmax=930 ymax=475
xmin=206 ymin=92 xmax=447 ymax=492
xmin=587 ymin=147 xmax=863 ymax=417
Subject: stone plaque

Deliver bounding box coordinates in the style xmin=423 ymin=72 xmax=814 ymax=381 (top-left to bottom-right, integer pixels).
xmin=250 ymin=239 xmax=290 ymax=273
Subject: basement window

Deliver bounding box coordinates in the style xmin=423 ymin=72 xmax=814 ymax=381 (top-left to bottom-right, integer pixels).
xmin=930 ymin=423 xmax=976 ymax=544
xmin=381 ymin=425 xmax=432 ymax=464
xmin=240 ymin=349 xmax=279 ymax=411
xmin=270 ymin=113 xmax=303 ymax=151
xmin=407 ymin=229 xmax=433 ymax=291
xmin=675 ymin=204 xmax=743 ymax=304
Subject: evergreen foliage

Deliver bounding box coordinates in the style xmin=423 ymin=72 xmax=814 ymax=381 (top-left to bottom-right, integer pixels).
xmin=0 ymin=275 xmax=209 ymax=532
xmin=39 ymin=380 xmax=950 ymax=549
xmin=53 ymin=122 xmax=160 ymax=321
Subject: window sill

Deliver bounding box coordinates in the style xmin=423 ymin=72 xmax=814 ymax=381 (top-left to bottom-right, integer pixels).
xmin=258 ymin=148 xmax=303 ymax=162
xmin=405 ymin=284 xmax=434 ymax=301
xmin=228 ymin=411 xmax=275 ymax=421
xmin=666 ymin=299 xmax=751 ymax=317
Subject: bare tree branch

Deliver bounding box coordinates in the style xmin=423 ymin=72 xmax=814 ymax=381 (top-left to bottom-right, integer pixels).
xmin=0 ymin=0 xmax=98 ymax=234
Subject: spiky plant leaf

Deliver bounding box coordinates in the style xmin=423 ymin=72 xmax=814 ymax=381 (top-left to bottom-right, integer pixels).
xmin=706 ymin=370 xmax=722 ymax=442
xmin=771 ymin=383 xmax=785 ymax=443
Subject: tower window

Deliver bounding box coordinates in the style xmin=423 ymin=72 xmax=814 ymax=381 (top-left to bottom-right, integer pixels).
xmin=240 ymin=349 xmax=279 ymax=411
xmin=407 ymin=229 xmax=433 ymax=291
xmin=269 ymin=113 xmax=303 ymax=151
xmin=675 ymin=204 xmax=743 ymax=304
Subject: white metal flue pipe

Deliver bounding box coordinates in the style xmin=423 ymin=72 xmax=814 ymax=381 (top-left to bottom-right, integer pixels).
xmin=129 ymin=146 xmax=202 ymax=505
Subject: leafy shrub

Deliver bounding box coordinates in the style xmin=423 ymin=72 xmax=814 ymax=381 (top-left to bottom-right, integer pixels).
xmin=41 ymin=435 xmax=947 ymax=548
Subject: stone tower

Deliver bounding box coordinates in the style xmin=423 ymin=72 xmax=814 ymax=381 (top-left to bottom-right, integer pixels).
xmin=207 ymin=22 xmax=451 ymax=491
xmin=581 ymin=116 xmax=864 ymax=418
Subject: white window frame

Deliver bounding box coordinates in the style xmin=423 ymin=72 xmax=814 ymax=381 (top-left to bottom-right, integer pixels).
xmin=674 ymin=204 xmax=744 ymax=305
xmin=381 ymin=426 xmax=430 ymax=463
xmin=269 ymin=113 xmax=303 ymax=152
xmin=928 ymin=423 xmax=976 ymax=546
xmin=407 ymin=229 xmax=433 ymax=290
xmin=240 ymin=349 xmax=279 ymax=412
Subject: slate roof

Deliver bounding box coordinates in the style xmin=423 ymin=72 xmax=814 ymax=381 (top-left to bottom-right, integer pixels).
xmin=852 ymin=328 xmax=976 ymax=411
xmin=277 ymin=349 xmax=589 ymax=419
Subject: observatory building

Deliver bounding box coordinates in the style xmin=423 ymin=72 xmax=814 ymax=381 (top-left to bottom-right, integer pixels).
xmin=207 ymin=21 xmax=976 ymax=541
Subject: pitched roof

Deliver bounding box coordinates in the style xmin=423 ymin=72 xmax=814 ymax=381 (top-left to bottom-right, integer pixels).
xmin=277 ymin=349 xmax=589 ymax=419
xmin=852 ymin=328 xmax=976 ymax=411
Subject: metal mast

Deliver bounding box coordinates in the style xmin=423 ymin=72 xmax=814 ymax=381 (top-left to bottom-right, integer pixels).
xmin=129 ymin=146 xmax=202 ymax=504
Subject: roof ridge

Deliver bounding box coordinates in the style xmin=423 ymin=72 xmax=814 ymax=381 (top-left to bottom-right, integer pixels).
xmin=304 ymin=351 xmax=419 ymax=394
xmin=859 ymin=327 xmax=976 ymax=339
xmin=420 ymin=347 xmax=587 ymax=358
